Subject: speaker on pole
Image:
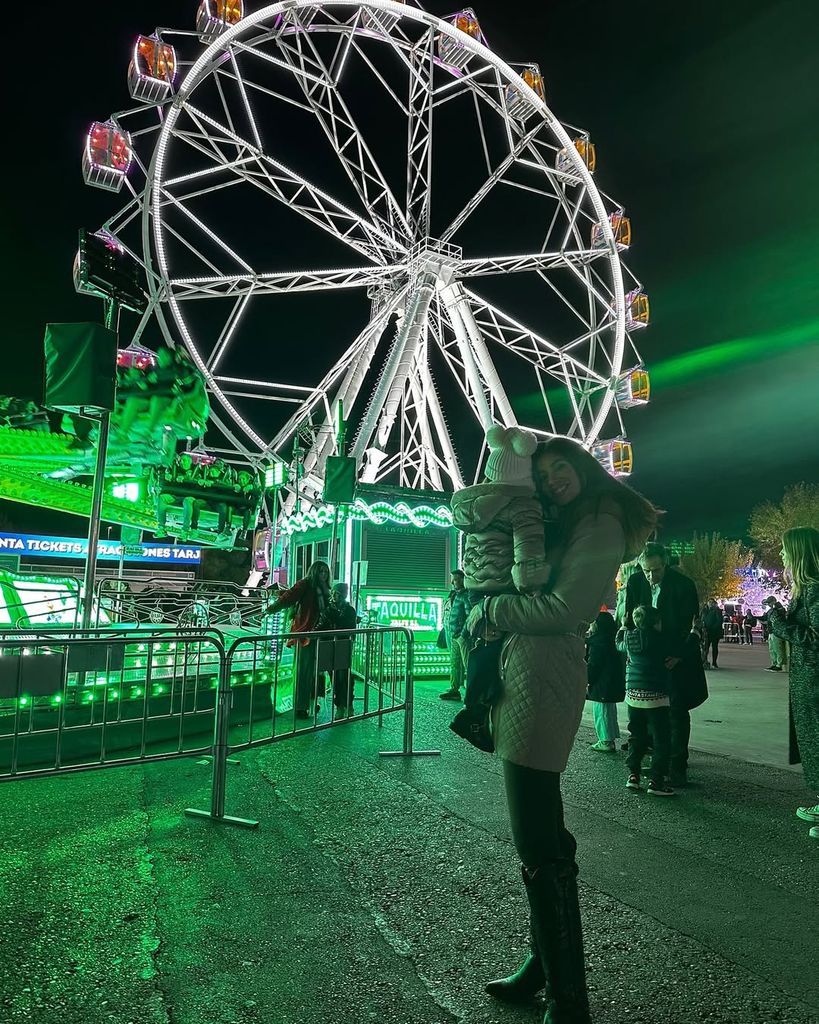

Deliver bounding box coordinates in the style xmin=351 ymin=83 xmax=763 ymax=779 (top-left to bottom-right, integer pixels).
xmin=322 ymin=456 xmax=357 ymax=504
xmin=43 ymin=322 xmax=117 ymax=413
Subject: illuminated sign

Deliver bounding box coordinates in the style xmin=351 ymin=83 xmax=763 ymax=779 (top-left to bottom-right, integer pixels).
xmin=0 ymin=532 xmax=201 ymax=564
xmin=365 ymin=594 xmax=443 ymax=632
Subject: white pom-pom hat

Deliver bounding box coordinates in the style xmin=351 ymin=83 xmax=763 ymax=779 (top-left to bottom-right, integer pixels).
xmin=484 ymin=424 xmax=538 ymax=489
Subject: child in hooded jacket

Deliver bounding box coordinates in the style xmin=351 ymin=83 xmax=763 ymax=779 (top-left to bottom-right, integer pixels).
xmin=448 ymin=424 xmax=551 ymax=751
xmin=617 ymin=604 xmax=676 ymax=796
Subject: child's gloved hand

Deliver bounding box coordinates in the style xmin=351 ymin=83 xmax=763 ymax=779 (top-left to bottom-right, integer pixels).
xmin=465 ymin=603 xmax=484 ymax=636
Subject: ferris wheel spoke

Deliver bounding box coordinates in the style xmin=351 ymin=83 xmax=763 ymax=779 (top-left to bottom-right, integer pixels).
xmin=406 ymin=27 xmax=436 ymax=239
xmin=224 ymin=48 xmax=263 ymax=151
xmin=167 ymin=263 xmax=404 ymax=301
xmin=459 ymin=249 xmax=607 ymax=280
xmin=464 ymin=287 xmax=608 ymax=387
xmin=175 ymin=101 xmax=403 ymax=264
xmin=440 ymin=121 xmax=550 ymax=243
xmin=268 ymin=287 xmax=406 ymax=460
xmin=205 ymin=291 xmax=253 ymax=372
xmin=158 ymin=185 xmax=254 ymax=274
xmin=274 ymin=28 xmax=413 ymax=244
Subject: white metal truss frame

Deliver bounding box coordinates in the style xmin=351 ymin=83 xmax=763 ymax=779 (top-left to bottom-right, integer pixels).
xmin=83 ymin=0 xmax=642 ymax=507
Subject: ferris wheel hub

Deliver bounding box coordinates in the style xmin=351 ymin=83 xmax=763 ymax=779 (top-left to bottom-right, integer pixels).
xmin=407 ymin=238 xmax=462 ymax=288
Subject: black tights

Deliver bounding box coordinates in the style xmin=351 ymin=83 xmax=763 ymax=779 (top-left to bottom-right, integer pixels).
xmin=503 ymin=760 xmax=577 ymax=873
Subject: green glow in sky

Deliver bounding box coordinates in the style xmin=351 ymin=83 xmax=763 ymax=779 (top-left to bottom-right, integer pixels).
xmin=649 ymin=319 xmax=819 ymax=389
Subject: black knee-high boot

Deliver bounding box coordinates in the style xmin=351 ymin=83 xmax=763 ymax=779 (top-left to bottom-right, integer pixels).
xmin=485 ymin=866 xmax=546 ymax=1002
xmin=523 ymin=862 xmax=591 ymax=1024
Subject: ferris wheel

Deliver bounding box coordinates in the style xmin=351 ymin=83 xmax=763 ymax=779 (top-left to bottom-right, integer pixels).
xmin=81 ymin=0 xmax=650 ymax=515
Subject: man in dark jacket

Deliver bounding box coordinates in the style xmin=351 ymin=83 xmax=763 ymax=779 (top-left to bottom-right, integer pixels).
xmin=625 ymin=543 xmax=706 ymax=785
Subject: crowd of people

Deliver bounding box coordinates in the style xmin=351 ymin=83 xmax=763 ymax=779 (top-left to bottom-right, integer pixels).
xmin=151 ymin=453 xmax=261 ymax=540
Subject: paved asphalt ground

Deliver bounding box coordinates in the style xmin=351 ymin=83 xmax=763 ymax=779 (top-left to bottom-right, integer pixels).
xmin=1 ymin=644 xmax=816 ymax=1024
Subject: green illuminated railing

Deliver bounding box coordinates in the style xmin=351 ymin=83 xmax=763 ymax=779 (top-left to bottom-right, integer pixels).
xmin=284 ymin=497 xmax=454 ymax=535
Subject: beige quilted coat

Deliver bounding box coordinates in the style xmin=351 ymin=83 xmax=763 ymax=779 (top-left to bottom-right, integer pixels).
xmin=487 ymin=511 xmax=625 ymax=772
xmin=450 ymin=482 xmax=550 ymax=593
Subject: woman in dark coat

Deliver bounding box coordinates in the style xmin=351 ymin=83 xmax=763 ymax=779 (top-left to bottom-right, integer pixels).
xmin=585 ymin=610 xmax=625 ymax=751
xmin=768 ymin=527 xmax=819 ymax=841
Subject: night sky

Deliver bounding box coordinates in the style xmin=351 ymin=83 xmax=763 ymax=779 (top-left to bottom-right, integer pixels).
xmin=3 ymin=0 xmax=817 ymax=542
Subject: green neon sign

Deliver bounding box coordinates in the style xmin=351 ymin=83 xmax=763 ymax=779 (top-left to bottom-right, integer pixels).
xmin=365 ymin=594 xmax=443 ymax=632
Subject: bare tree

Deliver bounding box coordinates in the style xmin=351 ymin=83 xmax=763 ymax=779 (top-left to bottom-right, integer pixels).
xmin=749 ymin=483 xmax=819 ymax=567
xmin=679 ymin=533 xmax=750 ymax=602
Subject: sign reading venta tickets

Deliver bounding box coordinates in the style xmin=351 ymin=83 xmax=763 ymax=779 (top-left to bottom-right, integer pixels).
xmin=0 ymin=532 xmax=201 ymax=564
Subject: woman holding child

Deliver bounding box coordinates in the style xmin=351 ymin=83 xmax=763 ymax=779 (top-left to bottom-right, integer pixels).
xmin=467 ymin=437 xmax=657 ymax=1024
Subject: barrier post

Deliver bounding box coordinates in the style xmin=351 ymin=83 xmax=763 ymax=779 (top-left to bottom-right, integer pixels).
xmin=185 ymin=649 xmax=259 ymax=828
xmin=379 ymin=630 xmax=440 ymax=759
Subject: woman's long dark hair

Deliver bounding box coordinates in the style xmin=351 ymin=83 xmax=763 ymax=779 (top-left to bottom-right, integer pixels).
xmin=294 ymin=560 xmax=330 ymax=614
xmin=534 ymin=439 xmax=659 ymax=560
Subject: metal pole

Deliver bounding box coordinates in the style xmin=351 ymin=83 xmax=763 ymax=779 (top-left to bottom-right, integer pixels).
xmin=380 ymin=629 xmax=440 ymax=759
xmin=186 ymin=644 xmax=259 ymax=828
xmin=81 ymin=410 xmax=110 ymax=631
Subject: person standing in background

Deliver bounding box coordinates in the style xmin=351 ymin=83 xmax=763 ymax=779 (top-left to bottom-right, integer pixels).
xmin=326 ymin=582 xmax=359 ymax=719
xmin=763 ymin=596 xmax=786 ymax=671
xmin=267 ymin=561 xmax=331 ymax=720
xmin=625 ymin=543 xmax=705 ymax=787
xmin=585 ymin=610 xmax=625 ymax=752
xmin=702 ymin=599 xmax=724 ymax=669
xmin=767 ymin=527 xmax=819 ymax=841
xmin=439 ymin=570 xmax=470 ymax=701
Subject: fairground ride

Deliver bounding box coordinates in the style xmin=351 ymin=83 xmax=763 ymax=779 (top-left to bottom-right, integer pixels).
xmin=80 ymin=0 xmax=651 ymax=531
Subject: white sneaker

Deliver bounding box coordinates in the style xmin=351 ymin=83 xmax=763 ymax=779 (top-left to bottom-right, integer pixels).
xmin=796 ymin=803 xmax=819 ymax=823
xmin=810 ymin=826 xmax=819 ymax=840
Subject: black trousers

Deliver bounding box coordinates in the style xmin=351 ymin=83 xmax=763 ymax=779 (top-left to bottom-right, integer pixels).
xmin=294 ymin=640 xmax=322 ymax=714
xmin=627 ymin=705 xmax=671 ymax=782
xmin=706 ymin=635 xmax=720 ymax=666
xmin=332 ymin=667 xmax=353 ymax=709
xmin=502 ymin=760 xmax=577 ymax=871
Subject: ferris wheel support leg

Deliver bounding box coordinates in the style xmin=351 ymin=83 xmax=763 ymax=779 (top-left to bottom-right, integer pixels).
xmin=440 ymin=285 xmax=494 ymax=431
xmin=352 ymin=275 xmax=437 ymax=481
xmin=419 ymin=360 xmax=464 ymax=490
xmin=407 ymin=364 xmax=443 ymax=491
xmin=303 ymin=314 xmax=390 ymax=477
xmin=448 ymin=284 xmax=519 ymax=429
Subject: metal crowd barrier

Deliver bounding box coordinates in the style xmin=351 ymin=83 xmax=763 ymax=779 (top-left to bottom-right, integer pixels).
xmin=0 ymin=624 xmax=440 ymax=826
xmin=96 ymin=576 xmax=269 ymax=629
xmin=0 ymin=627 xmax=226 ymax=780
xmin=185 ymin=625 xmax=440 ymax=829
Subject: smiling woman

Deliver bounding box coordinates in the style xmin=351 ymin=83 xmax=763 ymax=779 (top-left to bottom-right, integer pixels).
xmin=473 ymin=435 xmax=657 ymax=1020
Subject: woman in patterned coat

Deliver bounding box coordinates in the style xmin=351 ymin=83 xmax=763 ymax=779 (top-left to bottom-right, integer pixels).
xmin=768 ymin=527 xmax=819 ymax=841
xmin=469 ymin=439 xmax=658 ymax=1024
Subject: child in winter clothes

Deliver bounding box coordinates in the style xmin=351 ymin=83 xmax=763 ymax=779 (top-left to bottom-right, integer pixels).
xmin=617 ymin=604 xmax=676 ymax=796
xmin=448 ymin=424 xmax=551 ymax=751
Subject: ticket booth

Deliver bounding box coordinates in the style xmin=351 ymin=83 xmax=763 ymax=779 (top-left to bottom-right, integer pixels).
xmin=282 ymin=486 xmax=458 ymax=678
